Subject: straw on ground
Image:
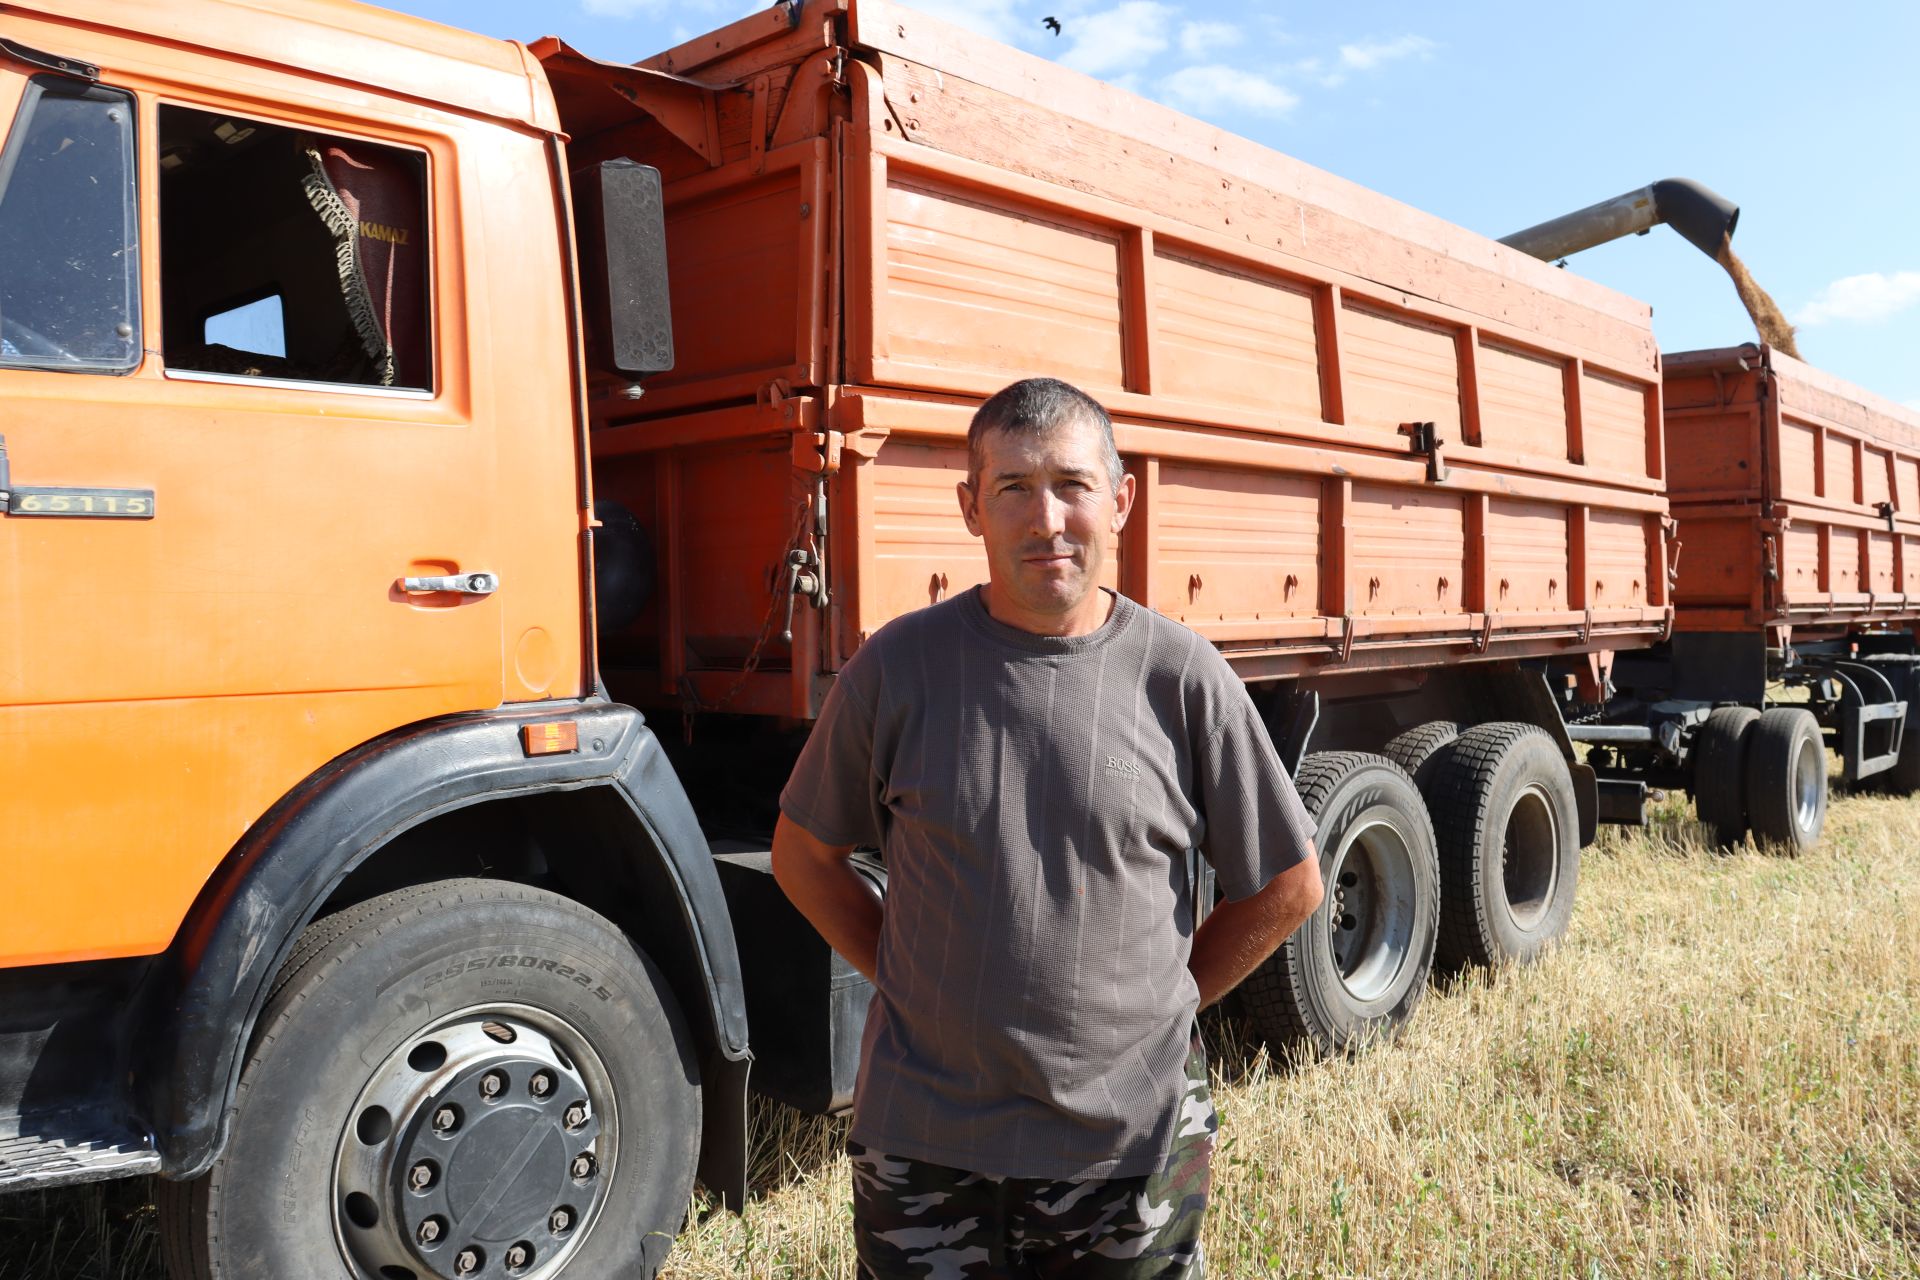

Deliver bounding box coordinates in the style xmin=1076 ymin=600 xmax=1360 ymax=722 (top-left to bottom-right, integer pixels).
xmin=5 ymin=784 xmax=1916 ymax=1279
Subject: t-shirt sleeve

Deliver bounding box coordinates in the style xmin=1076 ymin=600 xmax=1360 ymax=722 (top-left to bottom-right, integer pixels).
xmin=779 ymin=648 xmax=884 ymax=847
xmin=1198 ymin=698 xmax=1317 ymax=901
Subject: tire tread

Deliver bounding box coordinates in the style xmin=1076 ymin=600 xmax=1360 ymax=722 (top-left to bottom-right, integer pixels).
xmin=1744 ymin=707 xmax=1826 ymax=854
xmin=1382 ymin=721 xmax=1462 ymax=792
xmin=1239 ymin=752 xmax=1438 ymax=1055
xmin=1425 ymin=722 xmax=1573 ymax=972
xmin=160 ymin=878 xmax=697 ymax=1280
xmin=1693 ymin=706 xmax=1759 ymax=849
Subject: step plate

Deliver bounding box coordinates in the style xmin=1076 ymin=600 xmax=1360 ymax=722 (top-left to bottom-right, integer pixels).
xmin=0 ymin=1123 xmax=160 ymax=1191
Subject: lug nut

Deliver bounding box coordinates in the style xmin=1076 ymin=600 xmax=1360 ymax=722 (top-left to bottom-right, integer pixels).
xmin=409 ymin=1162 xmax=435 ymax=1190
xmin=570 ymin=1154 xmax=596 ymax=1181
xmin=480 ymin=1071 xmax=506 ymax=1099
xmin=530 ymin=1072 xmax=552 ymax=1097
xmin=418 ymin=1218 xmax=443 ymax=1245
xmin=455 ymin=1248 xmax=481 ymax=1275
xmin=433 ymin=1107 xmax=459 ymax=1133
xmin=549 ymin=1207 xmax=572 ymax=1234
xmin=564 ymin=1104 xmax=588 ymax=1130
xmin=506 ymin=1242 xmax=531 ymax=1269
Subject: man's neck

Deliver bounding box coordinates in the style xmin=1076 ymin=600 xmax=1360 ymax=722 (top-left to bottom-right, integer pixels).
xmin=980 ymin=584 xmax=1115 ymax=637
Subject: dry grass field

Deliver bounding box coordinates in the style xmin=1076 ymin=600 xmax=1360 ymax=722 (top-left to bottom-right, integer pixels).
xmin=5 ymin=784 xmax=1917 ymax=1279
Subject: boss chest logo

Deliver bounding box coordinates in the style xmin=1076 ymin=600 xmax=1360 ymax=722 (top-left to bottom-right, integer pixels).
xmin=1105 ymin=754 xmax=1142 ymax=780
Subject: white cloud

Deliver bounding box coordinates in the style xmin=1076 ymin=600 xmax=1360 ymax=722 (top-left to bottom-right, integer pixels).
xmin=1058 ymin=1 xmax=1176 ymax=77
xmin=1179 ymin=20 xmax=1239 ymax=58
xmin=1157 ymin=64 xmax=1299 ymax=118
xmin=1289 ymin=55 xmax=1348 ymax=89
xmin=1339 ymin=34 xmax=1436 ymax=70
xmin=1795 ymin=271 xmax=1920 ymax=327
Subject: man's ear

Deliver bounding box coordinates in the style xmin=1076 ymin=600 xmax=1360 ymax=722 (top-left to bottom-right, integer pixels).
xmin=957 ymin=478 xmax=984 ymax=538
xmin=1109 ymin=470 xmax=1137 ymax=535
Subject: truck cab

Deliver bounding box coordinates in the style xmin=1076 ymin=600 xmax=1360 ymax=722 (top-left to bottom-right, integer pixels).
xmin=0 ymin=6 xmax=761 ymax=1276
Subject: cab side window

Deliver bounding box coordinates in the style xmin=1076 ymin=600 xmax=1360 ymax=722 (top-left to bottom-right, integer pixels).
xmin=0 ymin=77 xmax=141 ymax=373
xmin=160 ymin=106 xmax=430 ymax=390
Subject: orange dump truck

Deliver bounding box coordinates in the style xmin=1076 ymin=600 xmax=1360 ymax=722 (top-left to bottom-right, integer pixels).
xmin=0 ymin=0 xmax=1792 ymax=1273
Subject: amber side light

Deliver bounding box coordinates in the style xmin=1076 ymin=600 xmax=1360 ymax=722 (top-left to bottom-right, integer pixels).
xmin=520 ymin=722 xmax=580 ymax=756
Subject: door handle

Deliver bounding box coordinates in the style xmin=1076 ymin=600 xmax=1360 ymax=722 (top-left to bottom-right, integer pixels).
xmin=401 ymin=572 xmax=499 ymax=596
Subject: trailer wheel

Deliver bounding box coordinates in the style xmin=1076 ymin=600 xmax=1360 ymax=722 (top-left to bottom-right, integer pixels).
xmin=158 ymin=879 xmax=700 ymax=1280
xmin=1239 ymin=752 xmax=1439 ymax=1057
xmin=1427 ymin=723 xmax=1580 ymax=972
xmin=1744 ymin=707 xmax=1827 ymax=854
xmin=1692 ymin=706 xmax=1760 ymax=849
xmin=1382 ymin=720 xmax=1462 ymax=791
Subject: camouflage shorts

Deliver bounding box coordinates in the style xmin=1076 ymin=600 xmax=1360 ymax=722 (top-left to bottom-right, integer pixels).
xmin=849 ymin=1038 xmax=1214 ymax=1279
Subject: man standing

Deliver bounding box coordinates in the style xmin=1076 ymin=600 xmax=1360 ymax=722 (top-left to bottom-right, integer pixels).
xmin=773 ymin=378 xmax=1323 ymax=1277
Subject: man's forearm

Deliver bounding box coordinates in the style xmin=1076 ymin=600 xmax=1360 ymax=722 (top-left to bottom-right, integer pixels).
xmin=1189 ymin=853 xmax=1323 ymax=1009
xmin=771 ymin=814 xmax=885 ymax=984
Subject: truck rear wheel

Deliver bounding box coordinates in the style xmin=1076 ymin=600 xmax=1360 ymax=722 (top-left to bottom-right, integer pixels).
xmin=1691 ymin=706 xmax=1759 ymax=848
xmin=159 ymin=879 xmax=700 ymax=1280
xmin=1426 ymin=723 xmax=1580 ymax=972
xmin=1744 ymin=707 xmax=1827 ymax=854
xmin=1239 ymin=752 xmax=1439 ymax=1057
xmin=1381 ymin=720 xmax=1461 ymax=791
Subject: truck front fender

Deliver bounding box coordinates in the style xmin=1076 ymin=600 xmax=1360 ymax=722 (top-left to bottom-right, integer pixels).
xmin=136 ymin=698 xmax=749 ymax=1188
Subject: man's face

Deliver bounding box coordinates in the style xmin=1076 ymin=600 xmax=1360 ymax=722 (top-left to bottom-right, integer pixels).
xmin=957 ymin=416 xmax=1135 ymax=632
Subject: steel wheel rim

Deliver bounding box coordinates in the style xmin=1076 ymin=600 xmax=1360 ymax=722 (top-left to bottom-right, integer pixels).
xmin=1326 ymin=814 xmax=1417 ymax=1003
xmin=1792 ymin=728 xmax=1822 ymax=831
xmin=1502 ymin=783 xmax=1560 ymax=931
xmin=331 ymin=1003 xmax=618 ymax=1280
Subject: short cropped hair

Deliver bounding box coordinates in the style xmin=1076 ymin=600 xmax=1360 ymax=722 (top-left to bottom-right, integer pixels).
xmin=966 ymin=377 xmax=1125 ymax=491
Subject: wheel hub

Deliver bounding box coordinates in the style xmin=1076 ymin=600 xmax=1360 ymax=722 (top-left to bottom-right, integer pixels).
xmin=1501 ymin=783 xmax=1559 ymax=931
xmin=1325 ymin=815 xmax=1416 ymax=1004
xmin=334 ymin=1008 xmax=613 ymax=1280
xmin=1792 ymin=730 xmax=1822 ymax=831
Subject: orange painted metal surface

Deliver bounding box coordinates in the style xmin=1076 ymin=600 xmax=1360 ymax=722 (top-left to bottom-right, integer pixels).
xmin=1665 ymin=345 xmax=1920 ymax=636
xmin=572 ymin=0 xmax=1671 ymax=719
xmin=0 ymin=1 xmax=584 ymax=967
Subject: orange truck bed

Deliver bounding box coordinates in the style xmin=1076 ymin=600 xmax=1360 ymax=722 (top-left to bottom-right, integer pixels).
xmin=1665 ymin=344 xmax=1920 ymax=638
xmin=550 ymin=0 xmax=1673 ymax=720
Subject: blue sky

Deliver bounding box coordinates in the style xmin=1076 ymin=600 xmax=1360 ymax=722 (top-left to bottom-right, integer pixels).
xmin=385 ymin=0 xmax=1920 ymax=410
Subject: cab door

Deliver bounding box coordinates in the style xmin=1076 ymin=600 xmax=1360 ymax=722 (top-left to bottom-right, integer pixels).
xmin=0 ymin=59 xmax=506 ymax=966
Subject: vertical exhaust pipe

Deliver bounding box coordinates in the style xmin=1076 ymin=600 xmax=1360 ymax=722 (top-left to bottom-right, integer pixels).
xmin=1499 ymin=178 xmax=1738 ymax=263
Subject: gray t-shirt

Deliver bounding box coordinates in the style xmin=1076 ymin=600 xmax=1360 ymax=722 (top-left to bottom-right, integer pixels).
xmin=780 ymin=587 xmax=1314 ymax=1179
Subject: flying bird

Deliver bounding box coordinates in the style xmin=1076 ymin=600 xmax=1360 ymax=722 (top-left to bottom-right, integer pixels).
xmin=1043 ymin=16 xmax=1061 ymax=35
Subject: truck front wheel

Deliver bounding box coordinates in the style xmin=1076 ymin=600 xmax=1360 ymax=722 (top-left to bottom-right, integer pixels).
xmin=159 ymin=878 xmax=701 ymax=1280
